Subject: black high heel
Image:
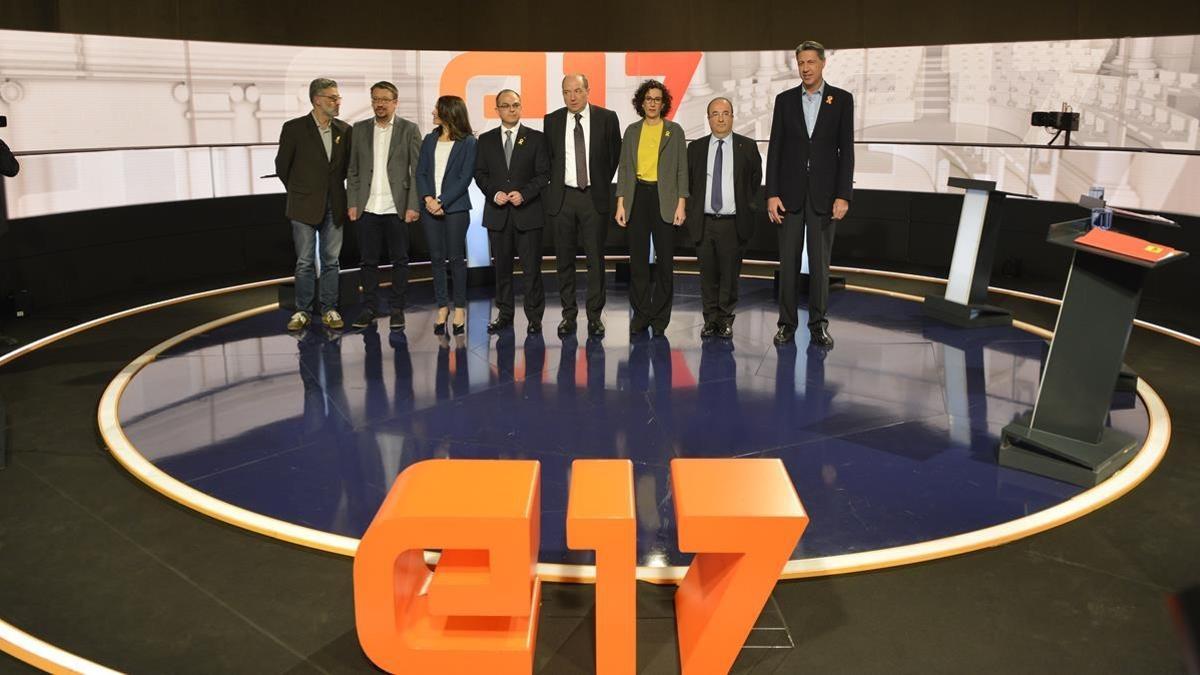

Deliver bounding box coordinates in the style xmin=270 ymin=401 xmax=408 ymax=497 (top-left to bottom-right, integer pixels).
xmin=434 ymin=321 xmax=446 ymax=336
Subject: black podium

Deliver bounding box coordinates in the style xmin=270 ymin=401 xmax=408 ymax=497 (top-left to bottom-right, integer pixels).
xmin=1000 ymin=207 xmax=1185 ymax=486
xmin=924 ymin=177 xmax=1028 ymax=327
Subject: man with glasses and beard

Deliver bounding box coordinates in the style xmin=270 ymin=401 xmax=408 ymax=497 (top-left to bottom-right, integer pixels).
xmin=275 ymin=77 xmax=353 ymax=332
xmin=346 ymin=81 xmax=421 ymax=332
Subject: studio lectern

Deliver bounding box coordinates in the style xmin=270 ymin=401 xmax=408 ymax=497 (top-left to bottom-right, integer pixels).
xmin=924 ymin=177 xmax=1030 ymax=327
xmin=999 ymin=197 xmax=1185 ymax=486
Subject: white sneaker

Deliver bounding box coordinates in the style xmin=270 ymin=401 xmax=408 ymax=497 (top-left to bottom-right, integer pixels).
xmin=322 ymin=309 xmax=344 ymax=329
xmin=287 ymin=311 xmax=310 ymax=331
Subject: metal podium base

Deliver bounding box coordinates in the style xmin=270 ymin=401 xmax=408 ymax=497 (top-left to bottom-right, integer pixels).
xmin=922 ymin=295 xmax=1013 ymax=328
xmin=999 ymin=412 xmax=1139 ymax=487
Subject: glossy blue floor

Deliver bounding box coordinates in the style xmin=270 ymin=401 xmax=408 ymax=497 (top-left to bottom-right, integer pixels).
xmin=115 ymin=276 xmax=1148 ymax=567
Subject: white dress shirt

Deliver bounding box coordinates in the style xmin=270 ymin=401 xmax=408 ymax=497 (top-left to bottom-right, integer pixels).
xmin=562 ymin=104 xmax=591 ymax=188
xmin=365 ymin=117 xmax=397 ymax=215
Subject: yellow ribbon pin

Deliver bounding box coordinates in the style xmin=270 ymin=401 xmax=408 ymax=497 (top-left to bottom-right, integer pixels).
xmin=826 ymin=95 xmax=834 ymax=104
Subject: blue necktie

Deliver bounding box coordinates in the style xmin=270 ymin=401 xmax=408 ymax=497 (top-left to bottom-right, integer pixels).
xmin=711 ymin=139 xmax=724 ymax=214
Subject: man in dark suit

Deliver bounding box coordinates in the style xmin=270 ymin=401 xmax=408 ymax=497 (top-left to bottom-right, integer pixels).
xmin=543 ymin=74 xmax=621 ymax=338
xmin=766 ymin=40 xmax=854 ymax=347
xmin=686 ymin=97 xmax=763 ymax=339
xmin=476 ymin=89 xmax=551 ymax=335
xmin=275 ymin=77 xmax=353 ymax=331
xmin=346 ymin=80 xmax=421 ymax=332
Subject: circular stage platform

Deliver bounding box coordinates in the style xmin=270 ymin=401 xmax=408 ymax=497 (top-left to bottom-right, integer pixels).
xmin=99 ymin=274 xmax=1163 ymax=582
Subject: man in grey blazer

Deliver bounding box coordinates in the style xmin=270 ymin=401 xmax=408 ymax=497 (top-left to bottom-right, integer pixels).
xmin=347 ymin=81 xmax=422 ymax=331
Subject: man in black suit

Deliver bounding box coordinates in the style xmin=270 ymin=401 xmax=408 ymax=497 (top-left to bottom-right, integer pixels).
xmin=686 ymin=97 xmax=763 ymax=339
xmin=543 ymin=74 xmax=621 ymax=338
xmin=766 ymin=40 xmax=854 ymax=347
xmin=275 ymin=77 xmax=353 ymax=332
xmin=475 ymin=89 xmax=551 ymax=334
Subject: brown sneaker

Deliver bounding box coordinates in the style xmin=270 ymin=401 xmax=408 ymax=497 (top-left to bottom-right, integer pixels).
xmin=287 ymin=311 xmax=310 ymax=331
xmin=322 ymin=309 xmax=344 ymax=329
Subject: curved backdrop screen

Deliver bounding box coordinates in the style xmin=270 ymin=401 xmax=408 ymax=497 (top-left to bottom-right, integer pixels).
xmin=2 ymin=29 xmax=1199 ymax=264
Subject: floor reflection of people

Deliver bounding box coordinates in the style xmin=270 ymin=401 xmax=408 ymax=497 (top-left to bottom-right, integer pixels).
xmin=694 ymin=339 xmax=742 ymax=454
xmin=297 ymin=329 xmax=381 ymax=533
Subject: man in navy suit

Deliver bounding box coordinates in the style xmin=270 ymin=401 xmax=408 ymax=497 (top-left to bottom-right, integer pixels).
xmin=766 ymin=40 xmax=855 ymax=347
xmin=475 ymin=89 xmax=551 ymax=334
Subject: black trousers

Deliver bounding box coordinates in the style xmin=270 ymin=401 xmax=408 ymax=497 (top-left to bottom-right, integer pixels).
xmin=357 ymin=211 xmax=409 ymax=313
xmin=490 ymin=215 xmax=545 ymax=322
xmin=628 ymin=181 xmax=675 ymax=332
xmin=553 ymin=187 xmax=607 ymax=323
xmin=777 ymin=198 xmax=836 ymax=329
xmin=696 ymin=215 xmax=741 ymax=327
xmin=422 ymin=211 xmax=469 ymax=309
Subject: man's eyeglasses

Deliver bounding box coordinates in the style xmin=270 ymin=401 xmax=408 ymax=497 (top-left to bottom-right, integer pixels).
xmin=497 ymin=102 xmax=522 ymax=111
xmin=371 ymin=97 xmax=397 ymax=104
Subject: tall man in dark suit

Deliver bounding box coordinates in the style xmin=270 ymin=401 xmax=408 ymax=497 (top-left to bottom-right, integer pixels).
xmin=686 ymin=97 xmax=763 ymax=339
xmin=475 ymin=89 xmax=551 ymax=335
xmin=543 ymin=74 xmax=621 ymax=338
xmin=275 ymin=77 xmax=353 ymax=331
xmin=766 ymin=40 xmax=854 ymax=347
xmin=346 ymin=81 xmax=421 ymax=332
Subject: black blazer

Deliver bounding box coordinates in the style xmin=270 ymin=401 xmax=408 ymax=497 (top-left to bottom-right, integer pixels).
xmin=542 ymin=104 xmax=621 ymax=216
xmin=0 ymin=138 xmax=17 ymax=178
xmin=765 ymin=83 xmax=854 ymax=216
xmin=686 ymin=132 xmax=763 ymax=244
xmin=274 ymin=114 xmax=352 ymax=226
xmin=474 ymin=125 xmax=550 ymax=232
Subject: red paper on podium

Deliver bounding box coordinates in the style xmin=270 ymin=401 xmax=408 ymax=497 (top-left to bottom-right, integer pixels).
xmin=1076 ymin=227 xmax=1181 ymax=263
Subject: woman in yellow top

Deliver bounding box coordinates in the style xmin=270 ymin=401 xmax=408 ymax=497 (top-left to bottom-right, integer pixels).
xmin=615 ymin=79 xmax=689 ymax=337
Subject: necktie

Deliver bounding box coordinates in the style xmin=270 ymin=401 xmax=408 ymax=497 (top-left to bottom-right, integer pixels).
xmin=711 ymin=139 xmax=725 ymax=214
xmin=573 ymin=112 xmax=588 ymax=190
xmin=504 ymin=129 xmax=513 ymax=169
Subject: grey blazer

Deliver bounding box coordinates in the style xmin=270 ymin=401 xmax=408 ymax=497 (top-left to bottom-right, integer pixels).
xmin=346 ymin=116 xmax=421 ymax=214
xmin=615 ymin=118 xmax=689 ymax=223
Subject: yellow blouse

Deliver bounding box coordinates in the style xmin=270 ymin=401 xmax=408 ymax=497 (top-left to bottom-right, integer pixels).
xmin=636 ymin=122 xmax=663 ymax=182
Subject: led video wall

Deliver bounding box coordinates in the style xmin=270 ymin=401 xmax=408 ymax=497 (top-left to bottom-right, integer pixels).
xmin=2 ymin=29 xmax=1199 ymax=263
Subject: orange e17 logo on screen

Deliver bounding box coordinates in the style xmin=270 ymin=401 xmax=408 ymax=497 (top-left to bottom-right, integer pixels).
xmin=439 ymin=51 xmax=702 ymax=120
xmin=353 ymin=458 xmax=808 ymax=675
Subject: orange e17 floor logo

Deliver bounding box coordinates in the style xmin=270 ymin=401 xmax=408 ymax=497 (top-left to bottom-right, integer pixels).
xmin=439 ymin=52 xmax=703 ymax=121
xmin=353 ymin=458 xmax=808 ymax=674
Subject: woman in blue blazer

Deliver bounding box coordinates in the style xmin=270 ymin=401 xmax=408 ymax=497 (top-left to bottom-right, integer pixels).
xmin=416 ymin=95 xmax=478 ymax=335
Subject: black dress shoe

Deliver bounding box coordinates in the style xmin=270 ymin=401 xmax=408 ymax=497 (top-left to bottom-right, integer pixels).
xmin=717 ymin=323 xmax=733 ymax=339
xmin=389 ymin=311 xmax=405 ymax=331
xmin=557 ymin=318 xmax=576 ymax=336
xmin=527 ymin=320 xmax=542 ymax=334
xmin=773 ymin=326 xmax=795 ymax=345
xmin=487 ymin=317 xmax=513 ymax=334
xmin=700 ymin=322 xmax=716 ymax=338
xmin=809 ymin=324 xmax=834 ymax=347
xmin=351 ymin=309 xmax=378 ymax=329
xmin=651 ymin=326 xmax=666 ymax=338
xmin=452 ymin=323 xmax=465 ymax=336
xmin=589 ymin=320 xmax=605 ymax=338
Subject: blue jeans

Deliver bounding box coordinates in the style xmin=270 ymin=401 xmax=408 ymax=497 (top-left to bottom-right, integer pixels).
xmin=422 ymin=210 xmax=469 ymax=308
xmin=292 ymin=208 xmax=343 ymax=315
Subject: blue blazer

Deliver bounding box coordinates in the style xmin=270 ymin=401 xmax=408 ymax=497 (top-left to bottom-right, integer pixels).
xmin=416 ymin=131 xmax=477 ymax=214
